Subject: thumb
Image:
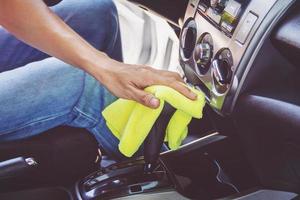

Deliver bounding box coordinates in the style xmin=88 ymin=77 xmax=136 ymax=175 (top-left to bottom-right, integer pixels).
xmin=131 ymin=87 xmax=160 ymax=108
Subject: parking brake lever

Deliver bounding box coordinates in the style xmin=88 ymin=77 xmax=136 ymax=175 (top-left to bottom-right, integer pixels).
xmin=144 ymin=103 xmax=176 ymax=173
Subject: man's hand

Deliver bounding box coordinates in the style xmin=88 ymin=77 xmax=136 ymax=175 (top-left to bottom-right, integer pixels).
xmin=93 ymin=59 xmax=197 ymax=108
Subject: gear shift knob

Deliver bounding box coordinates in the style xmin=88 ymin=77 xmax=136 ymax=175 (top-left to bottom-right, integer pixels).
xmin=144 ymin=103 xmax=176 ymax=173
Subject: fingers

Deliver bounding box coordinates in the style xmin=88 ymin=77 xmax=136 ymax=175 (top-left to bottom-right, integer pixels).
xmin=154 ymin=69 xmax=184 ymax=82
xmin=150 ymin=69 xmax=197 ymax=100
xmin=168 ymin=81 xmax=197 ymax=100
xmin=111 ymin=65 xmax=197 ymax=105
xmin=152 ymin=71 xmax=196 ymax=100
xmin=130 ymin=87 xmax=160 ymax=108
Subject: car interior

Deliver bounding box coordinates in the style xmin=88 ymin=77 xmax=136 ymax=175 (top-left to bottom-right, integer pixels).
xmin=1 ymin=0 xmax=300 ymax=199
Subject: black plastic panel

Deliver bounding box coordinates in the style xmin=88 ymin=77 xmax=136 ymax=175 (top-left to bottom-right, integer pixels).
xmin=234 ymin=94 xmax=300 ymax=192
xmin=160 ymin=134 xmax=258 ymax=199
xmin=0 ymin=187 xmax=71 ymax=200
xmin=272 ymin=2 xmax=300 ymax=67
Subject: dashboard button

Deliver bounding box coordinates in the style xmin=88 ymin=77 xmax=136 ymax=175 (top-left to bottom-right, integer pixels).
xmin=207 ymin=8 xmax=222 ymax=24
xmin=221 ymin=21 xmax=234 ymax=33
xmin=224 ymin=0 xmax=241 ymax=19
xmin=198 ymin=4 xmax=207 ymax=12
xmin=236 ymin=12 xmax=258 ymax=44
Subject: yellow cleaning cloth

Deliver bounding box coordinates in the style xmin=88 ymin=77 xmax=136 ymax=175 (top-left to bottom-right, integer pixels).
xmin=102 ymin=85 xmax=205 ymax=157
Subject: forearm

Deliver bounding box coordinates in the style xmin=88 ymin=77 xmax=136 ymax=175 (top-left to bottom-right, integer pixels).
xmin=0 ymin=0 xmax=109 ymax=80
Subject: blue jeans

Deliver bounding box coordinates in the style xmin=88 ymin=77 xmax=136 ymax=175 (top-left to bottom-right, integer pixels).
xmin=0 ymin=0 xmax=127 ymax=160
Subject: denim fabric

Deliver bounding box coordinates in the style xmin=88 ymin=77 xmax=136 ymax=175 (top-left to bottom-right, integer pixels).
xmin=0 ymin=0 xmax=128 ymax=160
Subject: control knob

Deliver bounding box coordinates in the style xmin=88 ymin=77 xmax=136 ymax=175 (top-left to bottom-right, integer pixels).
xmin=212 ymin=59 xmax=232 ymax=85
xmin=194 ymin=33 xmax=214 ymax=75
xmin=195 ymin=43 xmax=212 ymax=67
xmin=212 ymin=48 xmax=233 ymax=93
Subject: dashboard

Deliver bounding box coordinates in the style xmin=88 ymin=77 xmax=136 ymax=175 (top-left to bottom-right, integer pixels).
xmin=179 ymin=0 xmax=300 ymax=194
xmin=179 ymin=0 xmax=280 ymax=115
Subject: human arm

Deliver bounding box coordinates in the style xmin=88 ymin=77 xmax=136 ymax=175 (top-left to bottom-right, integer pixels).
xmin=0 ymin=0 xmax=196 ymax=108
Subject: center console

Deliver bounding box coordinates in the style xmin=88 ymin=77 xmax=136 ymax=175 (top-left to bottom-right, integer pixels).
xmin=74 ymin=103 xmax=251 ymax=200
xmin=75 ymin=1 xmax=292 ymax=199
xmin=181 ymin=0 xmax=278 ymax=115
xmin=76 ymin=157 xmax=171 ymax=199
xmin=75 ymin=132 xmax=254 ymax=200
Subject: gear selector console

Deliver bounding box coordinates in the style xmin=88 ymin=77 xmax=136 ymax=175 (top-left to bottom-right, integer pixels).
xmin=76 ymin=103 xmax=176 ymax=200
xmin=75 ymin=103 xmax=247 ymax=200
xmin=76 ymin=158 xmax=171 ymax=199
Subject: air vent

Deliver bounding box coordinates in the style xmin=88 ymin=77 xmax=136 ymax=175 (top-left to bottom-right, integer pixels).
xmin=180 ymin=18 xmax=197 ymax=60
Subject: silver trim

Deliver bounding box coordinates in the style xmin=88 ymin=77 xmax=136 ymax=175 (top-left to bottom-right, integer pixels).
xmin=231 ymin=190 xmax=297 ymax=200
xmin=75 ymin=181 xmax=83 ymax=200
xmin=112 ymin=190 xmax=190 ymax=200
xmin=25 ymin=157 xmax=37 ymax=166
xmin=179 ymin=19 xmax=197 ymax=62
xmin=213 ymin=159 xmax=239 ymax=193
xmin=160 ymin=132 xmax=219 ymax=155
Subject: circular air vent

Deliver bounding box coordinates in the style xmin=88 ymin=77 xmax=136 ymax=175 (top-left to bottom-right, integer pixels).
xmin=180 ymin=18 xmax=197 ymax=60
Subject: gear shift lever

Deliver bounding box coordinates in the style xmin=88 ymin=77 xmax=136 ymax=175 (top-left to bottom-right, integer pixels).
xmin=144 ymin=103 xmax=176 ymax=173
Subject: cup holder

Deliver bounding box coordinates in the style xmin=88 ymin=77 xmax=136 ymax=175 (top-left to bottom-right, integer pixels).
xmin=180 ymin=18 xmax=197 ymax=61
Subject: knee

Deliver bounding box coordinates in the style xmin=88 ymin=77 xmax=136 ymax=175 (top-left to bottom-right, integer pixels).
xmin=82 ymin=0 xmax=119 ymax=31
xmin=84 ymin=0 xmax=120 ymax=51
xmin=54 ymin=0 xmax=119 ymax=48
xmin=57 ymin=0 xmax=118 ymax=18
xmin=53 ymin=0 xmax=118 ymax=32
xmin=93 ymin=0 xmax=118 ymax=18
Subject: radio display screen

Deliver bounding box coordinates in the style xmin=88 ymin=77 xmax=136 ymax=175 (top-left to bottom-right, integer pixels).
xmin=198 ymin=0 xmax=250 ymax=37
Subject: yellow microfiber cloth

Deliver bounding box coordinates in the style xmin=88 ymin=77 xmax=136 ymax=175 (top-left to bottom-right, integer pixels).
xmin=102 ymin=85 xmax=205 ymax=157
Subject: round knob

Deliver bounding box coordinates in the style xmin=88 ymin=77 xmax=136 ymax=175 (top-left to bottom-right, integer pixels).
xmin=194 ymin=33 xmax=214 ymax=75
xmin=212 ymin=48 xmax=233 ymax=94
xmin=212 ymin=59 xmax=232 ymax=85
xmin=195 ymin=43 xmax=212 ymax=67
